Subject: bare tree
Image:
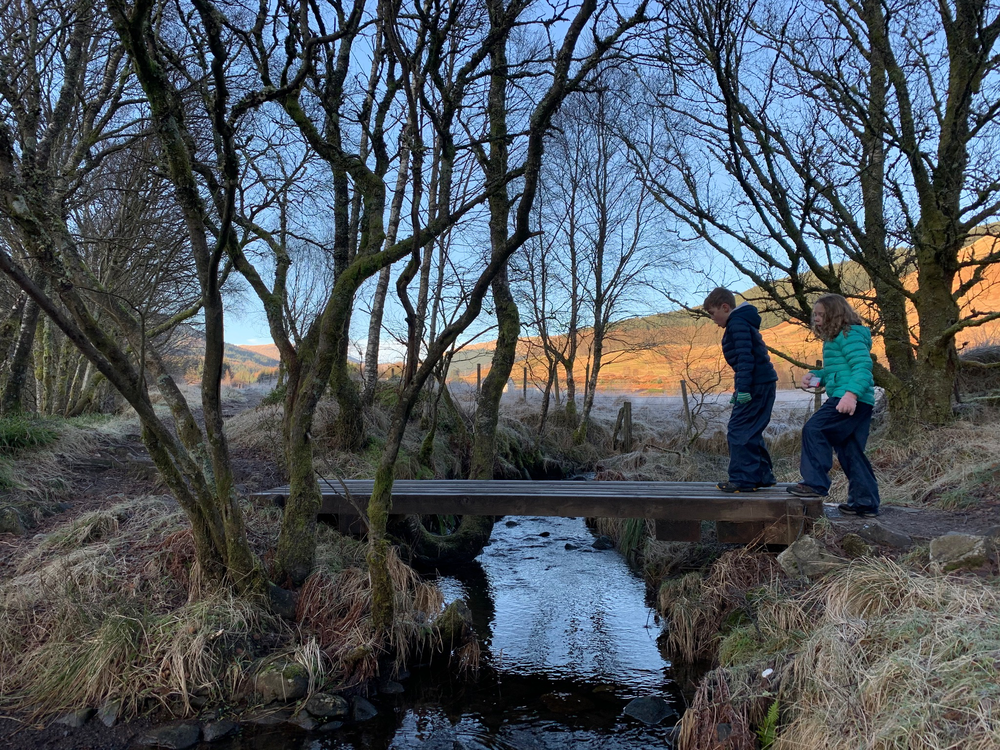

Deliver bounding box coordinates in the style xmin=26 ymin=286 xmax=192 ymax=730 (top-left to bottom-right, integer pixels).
xmin=636 ymin=0 xmax=1000 ymax=425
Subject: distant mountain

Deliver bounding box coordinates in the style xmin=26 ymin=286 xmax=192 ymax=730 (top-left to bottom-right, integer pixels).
xmin=158 ymin=327 xmax=280 ymax=384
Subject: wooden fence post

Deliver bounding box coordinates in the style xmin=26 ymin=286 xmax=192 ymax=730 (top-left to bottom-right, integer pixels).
xmin=623 ymin=400 xmax=633 ymax=452
xmin=680 ymin=379 xmax=693 ymax=433
xmin=477 ymin=363 xmax=482 ymax=394
xmin=554 ymin=368 xmax=561 ymax=404
xmin=522 ymin=366 xmax=527 ymax=400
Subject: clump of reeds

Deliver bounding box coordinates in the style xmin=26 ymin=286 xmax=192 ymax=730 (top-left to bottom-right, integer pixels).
xmin=658 ymin=548 xmax=786 ymax=663
xmin=675 ymin=555 xmax=1000 ymax=750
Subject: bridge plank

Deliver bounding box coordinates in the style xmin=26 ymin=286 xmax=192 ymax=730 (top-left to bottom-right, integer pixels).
xmin=255 ymin=479 xmax=821 ymax=525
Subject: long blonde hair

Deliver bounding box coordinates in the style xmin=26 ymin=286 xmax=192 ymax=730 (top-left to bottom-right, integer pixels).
xmin=812 ymin=294 xmax=862 ymax=341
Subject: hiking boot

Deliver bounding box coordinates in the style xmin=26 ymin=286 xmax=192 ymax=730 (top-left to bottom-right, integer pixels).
xmin=755 ymin=480 xmax=777 ymax=489
xmin=717 ymin=481 xmax=758 ymax=493
xmin=837 ymin=503 xmax=879 ymax=518
xmin=786 ymin=483 xmax=826 ymax=498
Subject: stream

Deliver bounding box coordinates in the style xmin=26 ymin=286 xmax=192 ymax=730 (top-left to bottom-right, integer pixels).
xmin=207 ymin=515 xmax=684 ymax=749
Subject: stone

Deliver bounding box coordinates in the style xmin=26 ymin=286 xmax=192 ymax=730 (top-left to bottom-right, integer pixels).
xmin=856 ymin=521 xmax=913 ymax=549
xmin=379 ymin=680 xmax=405 ymax=695
xmin=54 ymin=708 xmax=95 ymax=728
xmin=623 ymin=696 xmax=677 ymax=725
xmin=351 ymin=696 xmax=378 ymax=722
xmin=244 ymin=710 xmax=292 ymax=726
xmin=318 ymin=720 xmax=344 ymax=732
xmin=777 ymin=537 xmax=848 ymax=580
xmin=267 ymin=583 xmax=298 ymax=621
xmin=135 ymin=722 xmax=201 ymax=749
xmin=202 ymin=719 xmax=237 ymax=742
xmin=505 ymin=520 xmax=519 ymax=527
xmin=304 ymin=692 xmax=349 ymax=719
xmin=97 ymin=699 xmax=121 ymax=727
xmin=436 ymin=599 xmax=473 ymax=646
xmin=255 ymin=662 xmax=308 ymax=703
xmin=539 ymin=531 xmax=551 ymax=538
xmin=592 ymin=535 xmax=615 ymax=550
xmin=840 ymin=533 xmax=874 ymax=559
xmin=930 ymin=533 xmax=988 ymax=572
xmin=290 ymin=714 xmax=317 ymax=730
xmin=564 ymin=543 xmax=579 ymax=550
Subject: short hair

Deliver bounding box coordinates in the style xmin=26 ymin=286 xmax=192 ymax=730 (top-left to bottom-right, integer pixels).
xmin=704 ymin=287 xmax=736 ymax=310
xmin=812 ymin=294 xmax=863 ymax=340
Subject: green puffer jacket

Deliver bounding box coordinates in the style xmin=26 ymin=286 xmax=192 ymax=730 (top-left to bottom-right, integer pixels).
xmin=811 ymin=325 xmax=876 ymax=405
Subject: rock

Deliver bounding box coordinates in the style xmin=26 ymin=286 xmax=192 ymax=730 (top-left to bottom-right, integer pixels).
xmin=856 ymin=521 xmax=913 ymax=549
xmin=97 ymin=699 xmax=121 ymax=727
xmin=202 ymin=719 xmax=237 ymax=742
xmin=840 ymin=533 xmax=873 ymax=558
xmin=318 ymin=720 xmax=344 ymax=732
xmin=290 ymin=714 xmax=317 ymax=730
xmin=254 ymin=662 xmax=308 ymax=703
xmin=54 ymin=708 xmax=95 ymax=728
xmin=244 ymin=710 xmax=292 ymax=726
xmin=351 ymin=696 xmax=378 ymax=722
xmin=623 ymin=696 xmax=677 ymax=725
xmin=930 ymin=533 xmax=988 ymax=572
xmin=505 ymin=520 xmax=519 ymax=527
xmin=267 ymin=583 xmax=298 ymax=621
xmin=539 ymin=531 xmax=551 ymax=538
xmin=135 ymin=722 xmax=201 ymax=749
xmin=436 ymin=599 xmax=473 ymax=646
xmin=379 ymin=680 xmax=405 ymax=695
xmin=0 ymin=507 xmax=25 ymax=535
xmin=564 ymin=543 xmax=579 ymax=550
xmin=777 ymin=537 xmax=848 ymax=580
xmin=304 ymin=692 xmax=349 ymax=719
xmin=592 ymin=535 xmax=614 ymax=550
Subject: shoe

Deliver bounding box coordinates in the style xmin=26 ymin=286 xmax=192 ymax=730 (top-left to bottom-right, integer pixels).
xmin=717 ymin=481 xmax=758 ymax=493
xmin=786 ymin=483 xmax=826 ymax=498
xmin=837 ymin=503 xmax=879 ymax=518
xmin=755 ymin=480 xmax=777 ymax=489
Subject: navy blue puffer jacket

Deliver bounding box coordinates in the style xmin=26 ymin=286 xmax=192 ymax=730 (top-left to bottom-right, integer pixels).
xmin=721 ymin=303 xmax=778 ymax=392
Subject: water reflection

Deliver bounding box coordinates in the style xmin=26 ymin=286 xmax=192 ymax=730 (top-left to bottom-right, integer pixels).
xmin=207 ymin=516 xmax=681 ymax=750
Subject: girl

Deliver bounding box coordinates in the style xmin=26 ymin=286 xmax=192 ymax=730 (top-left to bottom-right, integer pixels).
xmin=788 ymin=294 xmax=880 ymax=517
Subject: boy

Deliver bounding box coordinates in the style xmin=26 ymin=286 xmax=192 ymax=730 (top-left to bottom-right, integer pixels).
xmin=704 ymin=287 xmax=778 ymax=492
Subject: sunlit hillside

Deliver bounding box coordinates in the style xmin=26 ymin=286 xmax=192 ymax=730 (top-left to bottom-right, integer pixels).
xmin=446 ymin=234 xmax=1000 ymax=395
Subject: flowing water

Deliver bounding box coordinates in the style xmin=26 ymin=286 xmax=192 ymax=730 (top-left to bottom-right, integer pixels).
xmin=207 ymin=514 xmax=683 ymax=749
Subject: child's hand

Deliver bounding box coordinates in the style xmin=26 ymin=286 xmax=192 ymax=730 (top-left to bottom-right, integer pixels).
xmin=800 ymin=372 xmax=815 ymax=389
xmin=837 ymin=392 xmax=858 ymax=415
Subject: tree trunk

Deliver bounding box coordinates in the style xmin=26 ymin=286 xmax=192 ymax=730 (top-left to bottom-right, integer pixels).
xmin=2 ymin=297 xmax=41 ymax=414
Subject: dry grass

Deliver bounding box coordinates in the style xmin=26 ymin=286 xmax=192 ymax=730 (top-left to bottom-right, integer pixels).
xmin=674 ymin=557 xmax=1000 ymax=750
xmin=869 ymin=415 xmax=1000 ymax=508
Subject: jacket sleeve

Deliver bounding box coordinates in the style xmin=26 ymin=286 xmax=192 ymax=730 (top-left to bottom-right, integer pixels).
xmin=841 ymin=330 xmax=874 ymax=397
xmin=729 ymin=319 xmax=755 ymax=392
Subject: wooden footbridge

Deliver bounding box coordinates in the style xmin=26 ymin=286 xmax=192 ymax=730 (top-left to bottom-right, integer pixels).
xmin=261 ymin=480 xmax=822 ymax=545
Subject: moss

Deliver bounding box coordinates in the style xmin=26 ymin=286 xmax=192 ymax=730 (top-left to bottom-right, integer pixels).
xmin=840 ymin=533 xmax=874 ymax=558
xmin=717 ymin=625 xmax=763 ymax=666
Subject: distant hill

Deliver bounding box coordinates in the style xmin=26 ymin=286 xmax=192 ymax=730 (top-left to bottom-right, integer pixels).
xmin=443 ymin=236 xmax=1000 ymax=394
xmin=159 ymin=327 xmax=280 ymax=385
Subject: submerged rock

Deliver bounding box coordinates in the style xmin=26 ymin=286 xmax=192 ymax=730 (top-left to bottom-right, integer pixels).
xmin=777 ymin=536 xmax=847 ymax=579
xmin=623 ymin=696 xmax=677 ymax=725
xmin=380 ymin=680 xmax=405 ymax=695
xmin=351 ymin=696 xmax=378 ymax=722
xmin=930 ymin=533 xmax=988 ymax=572
xmin=136 ymin=721 xmax=201 ymax=749
xmin=592 ymin=536 xmax=614 ymax=550
xmin=202 ymin=719 xmax=237 ymax=742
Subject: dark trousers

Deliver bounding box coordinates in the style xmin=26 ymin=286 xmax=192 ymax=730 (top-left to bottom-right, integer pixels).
xmin=727 ymin=382 xmax=776 ymax=487
xmin=800 ymin=397 xmax=880 ymax=510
